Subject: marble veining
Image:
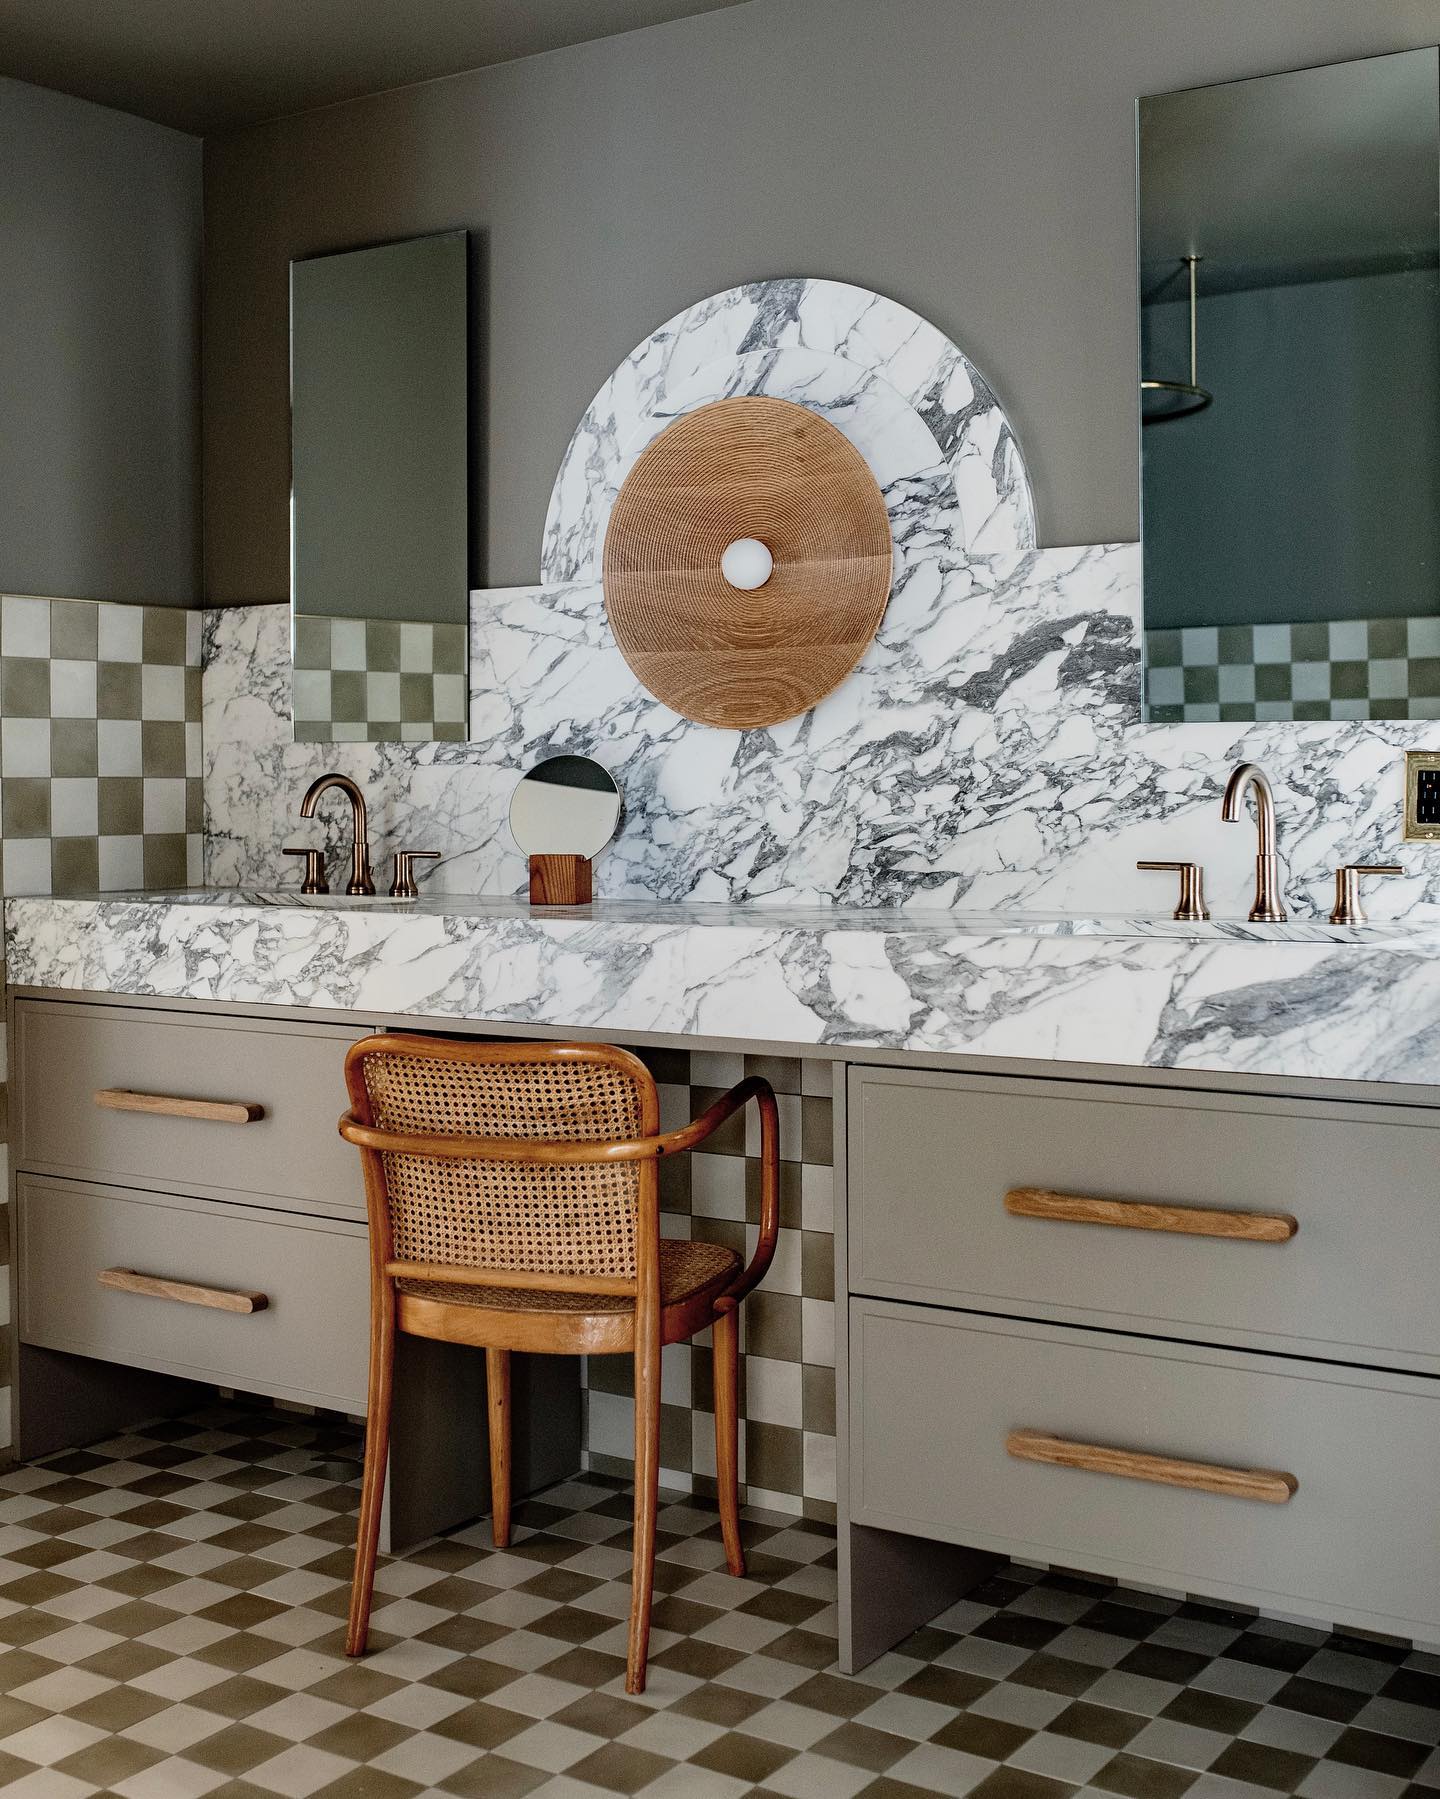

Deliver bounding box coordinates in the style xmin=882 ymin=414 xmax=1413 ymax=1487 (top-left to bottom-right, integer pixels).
xmin=114 ymin=889 xmax=1440 ymax=945
xmin=205 ymin=561 xmax=1440 ymax=925
xmin=541 ymin=279 xmax=1036 ymax=584
xmin=10 ymin=891 xmax=1440 ymax=1086
xmin=202 ymin=275 xmax=1440 ymax=926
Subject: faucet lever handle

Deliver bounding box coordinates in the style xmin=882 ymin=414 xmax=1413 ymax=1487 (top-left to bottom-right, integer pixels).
xmin=1330 ymin=863 xmax=1403 ymax=926
xmin=282 ymin=846 xmax=328 ymax=896
xmin=390 ymin=849 xmax=440 ymax=901
xmin=1137 ymin=859 xmax=1209 ymax=922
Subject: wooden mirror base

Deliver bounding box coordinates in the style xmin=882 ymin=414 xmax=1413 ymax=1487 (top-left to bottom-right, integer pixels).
xmin=528 ymin=855 xmax=593 ymax=906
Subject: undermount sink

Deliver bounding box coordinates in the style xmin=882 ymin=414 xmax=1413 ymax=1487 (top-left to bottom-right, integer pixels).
xmin=44 ymin=891 xmax=1432 ymax=945
xmin=123 ymin=887 xmax=415 ymax=908
xmin=289 ymin=891 xmax=414 ymax=908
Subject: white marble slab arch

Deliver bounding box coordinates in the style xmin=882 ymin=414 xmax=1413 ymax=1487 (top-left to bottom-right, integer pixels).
xmin=541 ymin=276 xmax=1036 ymax=584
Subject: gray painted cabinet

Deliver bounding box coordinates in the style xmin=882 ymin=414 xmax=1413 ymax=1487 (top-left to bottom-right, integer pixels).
xmin=842 ymin=1062 xmax=1440 ymax=1663
xmin=15 ymin=999 xmax=367 ymax=1220
xmin=10 ymin=988 xmax=1437 ymax=1658
xmin=7 ymin=993 xmax=581 ymax=1549
xmin=851 ymin=1299 xmax=1440 ymax=1640
xmin=12 ymin=995 xmax=379 ymax=1418
xmin=849 ymin=1066 xmax=1440 ymax=1373
xmin=20 ymin=1174 xmax=370 ymax=1410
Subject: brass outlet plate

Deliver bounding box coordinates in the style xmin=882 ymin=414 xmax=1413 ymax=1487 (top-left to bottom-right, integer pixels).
xmin=1404 ymin=750 xmax=1440 ymax=841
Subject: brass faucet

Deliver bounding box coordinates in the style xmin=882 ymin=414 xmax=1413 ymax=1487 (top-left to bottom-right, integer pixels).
xmin=300 ymin=774 xmax=375 ymax=896
xmin=1221 ymin=762 xmax=1286 ymax=922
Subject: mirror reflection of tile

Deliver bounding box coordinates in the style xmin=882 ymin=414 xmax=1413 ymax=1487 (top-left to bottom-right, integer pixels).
xmin=1146 ymin=615 xmax=1440 ymax=722
xmin=1138 ymin=50 xmax=1440 ymax=719
xmin=291 ymin=614 xmax=467 ymax=743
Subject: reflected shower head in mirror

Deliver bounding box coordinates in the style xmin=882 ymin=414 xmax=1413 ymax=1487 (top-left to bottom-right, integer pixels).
xmin=509 ymin=755 xmax=622 ymax=905
xmin=1140 ymin=256 xmax=1212 ymax=425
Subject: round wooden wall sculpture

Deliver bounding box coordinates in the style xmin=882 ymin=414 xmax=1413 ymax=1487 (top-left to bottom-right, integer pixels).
xmin=602 ymin=396 xmax=893 ymax=730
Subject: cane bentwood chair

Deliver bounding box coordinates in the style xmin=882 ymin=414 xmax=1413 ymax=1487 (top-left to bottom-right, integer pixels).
xmin=339 ymin=1034 xmax=779 ymax=1695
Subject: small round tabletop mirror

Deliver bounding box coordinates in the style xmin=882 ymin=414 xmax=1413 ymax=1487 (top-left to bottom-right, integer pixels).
xmin=508 ymin=755 xmax=622 ymax=858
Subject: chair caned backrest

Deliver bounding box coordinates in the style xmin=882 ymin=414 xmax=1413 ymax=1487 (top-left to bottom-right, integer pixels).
xmin=347 ymin=1038 xmax=659 ymax=1284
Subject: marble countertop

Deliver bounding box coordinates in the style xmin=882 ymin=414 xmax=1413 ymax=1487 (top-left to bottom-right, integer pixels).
xmin=7 ymin=888 xmax=1440 ymax=1086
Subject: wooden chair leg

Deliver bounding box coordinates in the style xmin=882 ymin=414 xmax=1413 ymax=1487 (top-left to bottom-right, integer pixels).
xmin=486 ymin=1348 xmax=512 ymax=1549
xmin=346 ymin=1300 xmax=395 ymax=1657
xmin=712 ymin=1305 xmax=746 ymax=1578
xmin=626 ymin=1332 xmax=662 ymax=1694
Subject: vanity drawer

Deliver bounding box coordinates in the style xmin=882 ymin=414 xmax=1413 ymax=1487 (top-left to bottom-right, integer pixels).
xmin=18 ymin=1175 xmax=369 ymax=1411
xmin=14 ymin=998 xmax=371 ymax=1218
xmin=849 ymin=1065 xmax=1440 ymax=1371
xmin=850 ymin=1297 xmax=1440 ymax=1637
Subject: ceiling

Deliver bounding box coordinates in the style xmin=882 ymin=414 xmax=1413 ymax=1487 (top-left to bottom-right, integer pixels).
xmin=1140 ymin=46 xmax=1439 ymax=298
xmin=0 ymin=0 xmax=751 ymax=135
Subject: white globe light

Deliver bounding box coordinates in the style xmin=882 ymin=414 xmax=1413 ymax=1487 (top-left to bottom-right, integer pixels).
xmin=720 ymin=537 xmax=774 ymax=591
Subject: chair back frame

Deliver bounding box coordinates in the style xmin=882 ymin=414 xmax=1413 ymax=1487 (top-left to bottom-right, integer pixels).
xmin=342 ymin=1033 xmax=662 ymax=1307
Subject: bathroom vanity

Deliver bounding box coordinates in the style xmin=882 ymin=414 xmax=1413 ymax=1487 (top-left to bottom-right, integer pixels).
xmin=6 ymin=974 xmax=582 ymax=1555
xmin=9 ymin=887 xmax=1440 ymax=1669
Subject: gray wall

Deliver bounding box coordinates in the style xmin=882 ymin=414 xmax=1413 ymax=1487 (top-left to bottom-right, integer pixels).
xmin=1143 ymin=269 xmax=1440 ymax=630
xmin=201 ymin=0 xmax=1440 ymax=602
xmin=1 ymin=78 xmax=201 ymax=606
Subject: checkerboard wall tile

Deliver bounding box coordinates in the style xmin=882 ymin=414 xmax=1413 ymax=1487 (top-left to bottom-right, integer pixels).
xmin=0 ymin=595 xmax=203 ymax=899
xmin=0 ymin=592 xmax=203 ymax=1454
xmin=1146 ymin=615 xmax=1440 ymax=722
xmin=292 ymin=614 xmax=467 ymax=743
xmin=586 ymin=1050 xmax=838 ymax=1526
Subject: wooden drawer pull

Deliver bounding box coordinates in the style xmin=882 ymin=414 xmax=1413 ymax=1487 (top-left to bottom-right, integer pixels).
xmin=1005 ymin=1186 xmax=1297 ymax=1243
xmin=94 ymin=1088 xmax=265 ymax=1125
xmin=1007 ymin=1428 xmax=1297 ymax=1503
xmin=99 ymin=1268 xmax=269 ymax=1314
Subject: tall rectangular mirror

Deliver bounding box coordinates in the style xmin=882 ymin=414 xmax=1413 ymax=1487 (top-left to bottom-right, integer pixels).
xmin=1139 ymin=49 xmax=1440 ymax=723
xmin=290 ymin=230 xmax=469 ymax=742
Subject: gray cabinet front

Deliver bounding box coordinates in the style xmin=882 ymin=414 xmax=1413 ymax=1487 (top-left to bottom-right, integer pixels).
xmin=849 ymin=1064 xmax=1440 ymax=1372
xmin=15 ymin=997 xmax=370 ymax=1219
xmin=850 ymin=1297 xmax=1440 ymax=1640
xmin=19 ymin=1174 xmax=370 ymax=1411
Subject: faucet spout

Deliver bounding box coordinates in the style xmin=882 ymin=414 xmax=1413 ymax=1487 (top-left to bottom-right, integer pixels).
xmin=300 ymin=773 xmax=374 ymax=896
xmin=1221 ymin=762 xmax=1286 ymax=922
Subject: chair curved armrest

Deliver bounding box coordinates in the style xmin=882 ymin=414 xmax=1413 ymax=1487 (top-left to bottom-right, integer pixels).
xmin=671 ymin=1077 xmax=780 ymax=1313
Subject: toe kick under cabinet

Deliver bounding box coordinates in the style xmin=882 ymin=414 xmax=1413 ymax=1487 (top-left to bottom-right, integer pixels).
xmin=842 ymin=1063 xmax=1440 ymax=1665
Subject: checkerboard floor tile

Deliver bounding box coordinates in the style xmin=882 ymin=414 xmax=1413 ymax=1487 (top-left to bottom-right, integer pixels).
xmin=1 ymin=1402 xmax=1437 ymax=1797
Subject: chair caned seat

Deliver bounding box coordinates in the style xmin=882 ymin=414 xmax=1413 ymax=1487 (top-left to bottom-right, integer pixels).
xmin=396 ymin=1239 xmax=741 ymax=1313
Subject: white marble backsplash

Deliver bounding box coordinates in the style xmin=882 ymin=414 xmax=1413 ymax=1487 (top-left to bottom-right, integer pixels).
xmin=203 ymin=565 xmax=1440 ymax=923
xmin=203 ymin=276 xmax=1440 ymax=923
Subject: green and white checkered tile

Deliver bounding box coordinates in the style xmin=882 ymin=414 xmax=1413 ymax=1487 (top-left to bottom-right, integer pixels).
xmin=0 ymin=594 xmax=203 ymax=897
xmin=591 ymin=1051 xmax=838 ymax=1527
xmin=0 ymin=1399 xmax=1437 ymax=1797
xmin=1146 ymin=616 xmax=1440 ymax=724
xmin=292 ymin=615 xmax=468 ymax=744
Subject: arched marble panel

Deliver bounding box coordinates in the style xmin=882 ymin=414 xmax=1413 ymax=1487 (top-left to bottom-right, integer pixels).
xmin=542 ymin=278 xmax=1035 ymax=586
